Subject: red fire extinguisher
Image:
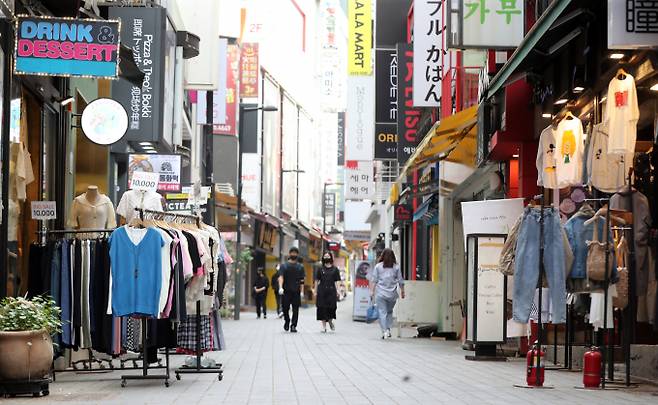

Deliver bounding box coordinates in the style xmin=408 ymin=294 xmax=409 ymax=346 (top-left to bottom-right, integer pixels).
xmin=583 ymin=346 xmax=602 ymax=388
xmin=526 ymin=342 xmax=545 ymax=386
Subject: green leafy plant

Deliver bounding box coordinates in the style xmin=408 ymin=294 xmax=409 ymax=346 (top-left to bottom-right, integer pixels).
xmin=237 ymin=249 xmax=253 ymax=269
xmin=0 ymin=296 xmax=62 ymax=335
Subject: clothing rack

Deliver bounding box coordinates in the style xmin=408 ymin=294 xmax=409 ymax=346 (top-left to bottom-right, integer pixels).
xmin=132 ymin=209 xmax=223 ymax=381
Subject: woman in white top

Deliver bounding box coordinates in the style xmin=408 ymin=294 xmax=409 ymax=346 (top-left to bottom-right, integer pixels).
xmin=369 ymin=249 xmax=405 ymax=339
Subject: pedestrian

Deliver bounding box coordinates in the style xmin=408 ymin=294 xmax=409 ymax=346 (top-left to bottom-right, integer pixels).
xmin=314 ymin=252 xmax=341 ymax=333
xmin=252 ymin=267 xmax=269 ymax=319
xmin=271 ymin=264 xmax=283 ymax=318
xmin=369 ymin=248 xmax=405 ymax=339
xmin=278 ymin=247 xmax=305 ymax=333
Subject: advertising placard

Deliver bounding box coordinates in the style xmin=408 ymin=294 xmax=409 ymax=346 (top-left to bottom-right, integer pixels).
xmin=214 ymin=44 xmax=239 ymax=135
xmin=396 ymin=43 xmax=421 ymax=164
xmin=239 ymin=43 xmax=259 ymax=99
xmin=31 ymin=201 xmax=56 ymax=220
xmin=347 ymin=0 xmax=372 ymax=75
xmin=345 ymin=75 xmax=375 ymax=161
xmin=413 ymin=1 xmax=443 ymax=107
xmin=352 ymin=260 xmax=372 ymax=320
xmin=128 ymin=154 xmax=182 ymax=192
xmin=15 ymin=16 xmax=120 ymax=78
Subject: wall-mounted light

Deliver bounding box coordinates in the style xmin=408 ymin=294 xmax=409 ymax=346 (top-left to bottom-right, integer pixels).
xmin=554 ymin=98 xmax=569 ymax=105
xmin=60 ymin=97 xmax=74 ymax=106
xmin=139 ymin=142 xmax=152 ymax=146
xmin=512 ymin=154 xmax=519 ymax=158
xmin=573 ymin=86 xmax=585 ymax=93
xmin=542 ymin=113 xmax=553 ymax=118
xmin=600 ymin=96 xmax=607 ymax=103
xmin=609 ymin=53 xmax=625 ymax=60
xmin=651 ymin=83 xmax=658 ymax=91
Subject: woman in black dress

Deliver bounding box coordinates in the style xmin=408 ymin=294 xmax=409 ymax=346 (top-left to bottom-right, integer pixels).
xmin=315 ymin=252 xmax=341 ymax=333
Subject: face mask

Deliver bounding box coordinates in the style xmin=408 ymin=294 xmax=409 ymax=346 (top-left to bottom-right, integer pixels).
xmin=322 ymin=258 xmax=332 ymax=264
xmin=289 ymin=256 xmax=298 ymax=261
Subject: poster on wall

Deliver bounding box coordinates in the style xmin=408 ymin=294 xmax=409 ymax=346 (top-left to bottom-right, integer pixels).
xmin=128 ymin=154 xmax=182 ymax=192
xmin=352 ymin=260 xmax=372 ymax=320
xmin=460 ymin=198 xmax=524 ymax=249
xmin=15 ymin=15 xmax=120 ymax=78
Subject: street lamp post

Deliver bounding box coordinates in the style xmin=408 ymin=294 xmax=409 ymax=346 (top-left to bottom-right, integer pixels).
xmin=235 ymin=103 xmax=277 ymax=321
xmin=278 ymin=168 xmax=305 ymax=261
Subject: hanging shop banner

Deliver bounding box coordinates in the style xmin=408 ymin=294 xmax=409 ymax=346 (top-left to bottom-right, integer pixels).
xmin=347 ymin=0 xmax=372 ymax=75
xmin=413 ymin=0 xmax=442 ymax=107
xmin=241 ymin=153 xmax=261 ymax=211
xmin=239 ymin=43 xmax=259 ymax=99
xmin=375 ymin=49 xmax=398 ymax=123
xmin=110 ymin=7 xmax=166 ymax=143
xmin=447 ymin=0 xmax=524 ymax=49
xmin=337 ymin=112 xmax=345 ymax=165
xmin=352 ymin=260 xmax=372 ymax=320
xmin=394 ymin=203 xmax=413 ymax=222
xmin=196 ymin=38 xmax=228 ymax=126
xmin=608 ymin=0 xmax=658 ymax=49
xmin=460 ymin=198 xmax=524 ymax=249
xmin=346 ymin=75 xmax=375 ymax=161
xmin=15 ymin=15 xmax=120 ymax=78
xmin=375 ymin=123 xmax=397 ymax=160
xmin=396 ymin=43 xmax=421 ymax=165
xmin=324 ymin=192 xmax=336 ymax=226
xmin=128 ymin=154 xmax=182 ymax=192
xmin=214 ymin=44 xmax=239 ymax=135
xmin=81 ymin=98 xmax=128 ymax=145
xmin=345 ymin=161 xmax=374 ymax=200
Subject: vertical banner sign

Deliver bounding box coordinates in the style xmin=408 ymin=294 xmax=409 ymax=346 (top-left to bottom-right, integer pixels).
xmin=15 ymin=16 xmax=120 ymax=78
xmin=214 ymin=45 xmax=239 ymax=135
xmin=345 ymin=161 xmax=374 ymax=200
xmin=346 ymin=75 xmax=375 ymax=161
xmin=348 ymin=0 xmax=372 ymax=75
xmin=196 ymin=38 xmax=228 ymax=126
xmin=110 ymin=7 xmax=166 ymax=142
xmin=352 ymin=260 xmax=372 ymax=319
xmin=324 ymin=192 xmax=336 ymax=226
xmin=375 ymin=49 xmax=398 ymax=160
xmin=413 ymin=1 xmax=442 ymax=107
xmin=396 ymin=43 xmax=421 ymax=164
xmin=337 ymin=112 xmax=345 ymax=165
xmin=239 ymin=43 xmax=259 ymax=99
xmin=608 ymin=0 xmax=658 ymax=49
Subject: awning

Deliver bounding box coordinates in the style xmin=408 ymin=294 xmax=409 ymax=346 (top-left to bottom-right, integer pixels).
xmin=486 ymin=0 xmax=573 ymax=98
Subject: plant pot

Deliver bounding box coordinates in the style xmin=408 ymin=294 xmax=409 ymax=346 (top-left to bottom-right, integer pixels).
xmin=0 ymin=329 xmax=53 ymax=381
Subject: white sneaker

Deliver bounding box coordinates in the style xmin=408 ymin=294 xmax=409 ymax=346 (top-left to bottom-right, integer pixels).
xmin=386 ymin=329 xmax=392 ymax=338
xmin=382 ymin=331 xmax=387 ymax=340
xmin=321 ymin=325 xmax=327 ymax=333
xmin=328 ymin=320 xmax=335 ymax=331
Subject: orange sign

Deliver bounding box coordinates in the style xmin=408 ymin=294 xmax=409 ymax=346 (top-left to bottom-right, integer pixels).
xmin=239 ymin=43 xmax=259 ymax=99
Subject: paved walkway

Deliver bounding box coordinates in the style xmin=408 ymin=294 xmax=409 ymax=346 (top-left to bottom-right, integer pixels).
xmin=4 ymin=295 xmax=658 ymax=404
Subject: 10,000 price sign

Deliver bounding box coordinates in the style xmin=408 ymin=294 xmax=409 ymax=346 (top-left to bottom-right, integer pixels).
xmin=31 ymin=201 xmax=56 ymax=220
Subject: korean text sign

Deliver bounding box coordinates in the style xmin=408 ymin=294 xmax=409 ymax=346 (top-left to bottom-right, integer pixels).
xmin=15 ymin=16 xmax=120 ymax=78
xmin=345 ymin=161 xmax=374 ymax=200
xmin=128 ymin=154 xmax=181 ymax=192
xmin=240 ymin=43 xmax=259 ymax=99
xmin=458 ymin=0 xmax=524 ymax=49
xmin=348 ymin=0 xmax=372 ymax=75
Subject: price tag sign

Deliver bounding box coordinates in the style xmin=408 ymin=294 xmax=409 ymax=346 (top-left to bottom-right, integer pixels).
xmin=31 ymin=201 xmax=56 ymax=220
xmin=130 ymin=171 xmax=159 ymax=192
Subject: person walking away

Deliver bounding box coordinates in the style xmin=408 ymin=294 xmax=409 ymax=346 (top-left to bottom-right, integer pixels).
xmin=369 ymin=249 xmax=405 ymax=339
xmin=253 ymin=267 xmax=269 ymax=319
xmin=271 ymin=264 xmax=283 ymax=318
xmin=278 ymin=247 xmax=305 ymax=332
xmin=315 ymin=252 xmax=341 ymax=333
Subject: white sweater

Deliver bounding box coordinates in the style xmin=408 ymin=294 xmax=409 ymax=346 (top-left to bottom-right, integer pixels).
xmin=605 ymin=74 xmax=639 ymax=154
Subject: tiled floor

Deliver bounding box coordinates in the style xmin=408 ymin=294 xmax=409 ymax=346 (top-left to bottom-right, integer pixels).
xmin=4 ymin=295 xmax=658 ymax=404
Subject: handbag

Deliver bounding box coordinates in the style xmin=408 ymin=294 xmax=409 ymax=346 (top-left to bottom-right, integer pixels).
xmin=366 ymin=304 xmax=379 ymax=324
xmin=613 ymin=237 xmax=629 ymax=309
xmin=586 ymin=219 xmax=613 ymax=282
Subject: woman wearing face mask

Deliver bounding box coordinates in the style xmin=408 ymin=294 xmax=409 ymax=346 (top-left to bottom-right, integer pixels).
xmin=315 ymin=252 xmax=341 ymax=333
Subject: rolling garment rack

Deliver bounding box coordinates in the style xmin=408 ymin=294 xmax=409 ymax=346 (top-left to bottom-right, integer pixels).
xmin=37 ymin=228 xmax=169 ymax=380
xmin=133 ymin=209 xmax=224 ymax=382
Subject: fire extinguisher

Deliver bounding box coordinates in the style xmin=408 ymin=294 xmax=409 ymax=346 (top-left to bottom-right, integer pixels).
xmin=526 ymin=341 xmax=545 ymax=386
xmin=583 ymin=346 xmax=602 ymax=388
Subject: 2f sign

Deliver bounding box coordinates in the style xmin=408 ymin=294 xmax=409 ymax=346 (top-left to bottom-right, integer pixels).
xmin=130 ymin=171 xmax=159 ymax=192
xmin=31 ymin=201 xmax=56 ymax=220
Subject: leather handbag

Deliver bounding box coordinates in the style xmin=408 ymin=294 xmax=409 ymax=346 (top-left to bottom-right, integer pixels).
xmin=613 ymin=238 xmax=629 ymax=309
xmin=586 ymin=220 xmax=613 ymax=282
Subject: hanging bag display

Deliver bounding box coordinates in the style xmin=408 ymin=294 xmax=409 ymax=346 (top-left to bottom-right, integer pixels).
xmin=586 ymin=220 xmax=613 ymax=282
xmin=613 ymin=237 xmax=629 ymax=309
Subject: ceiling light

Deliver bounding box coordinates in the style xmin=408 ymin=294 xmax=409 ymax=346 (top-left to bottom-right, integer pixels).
xmin=542 ymin=113 xmax=552 ymax=118
xmin=651 ymin=83 xmax=658 ymax=91
xmin=609 ymin=53 xmax=625 ymax=60
xmin=512 ymin=154 xmax=519 ymax=158
xmin=60 ymin=97 xmax=74 ymax=106
xmin=143 ymin=146 xmax=155 ymax=150
xmin=573 ymin=86 xmax=585 ymax=93
xmin=139 ymin=142 xmax=152 ymax=146
xmin=554 ymin=98 xmax=569 ymax=105
xmin=146 ymin=150 xmax=157 ymax=154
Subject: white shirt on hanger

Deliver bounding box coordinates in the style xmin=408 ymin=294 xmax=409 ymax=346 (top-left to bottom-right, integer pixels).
xmin=555 ymin=116 xmax=585 ymax=188
xmin=116 ymin=189 xmax=163 ymax=223
xmin=536 ymin=125 xmax=559 ymax=189
xmin=605 ymin=74 xmax=639 ymax=154
xmin=586 ymin=123 xmax=634 ymax=193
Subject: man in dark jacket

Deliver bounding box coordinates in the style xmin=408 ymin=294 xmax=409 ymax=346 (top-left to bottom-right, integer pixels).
xmin=252 ymin=267 xmax=269 ymax=319
xmin=278 ymin=247 xmax=305 ymax=332
xmin=271 ymin=265 xmax=282 ymax=318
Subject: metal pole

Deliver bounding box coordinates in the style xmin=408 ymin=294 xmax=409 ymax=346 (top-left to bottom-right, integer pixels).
xmin=322 ymin=182 xmax=327 ymax=257
xmin=0 ymin=21 xmax=12 ymax=298
xmin=279 ymin=122 xmax=284 ymax=263
xmin=234 ymin=105 xmax=244 ymax=321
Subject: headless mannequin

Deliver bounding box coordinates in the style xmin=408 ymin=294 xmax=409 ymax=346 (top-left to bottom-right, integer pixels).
xmin=85 ymin=185 xmax=100 ymax=204
xmin=68 ymin=185 xmax=117 ymax=230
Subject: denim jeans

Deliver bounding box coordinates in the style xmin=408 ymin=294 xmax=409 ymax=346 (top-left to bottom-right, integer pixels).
xmin=513 ymin=207 xmax=567 ymax=324
xmin=376 ymin=294 xmax=397 ymax=331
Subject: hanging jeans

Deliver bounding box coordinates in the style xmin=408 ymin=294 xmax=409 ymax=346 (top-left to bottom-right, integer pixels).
xmin=513 ymin=207 xmax=567 ymax=324
xmin=376 ymin=294 xmax=397 ymax=332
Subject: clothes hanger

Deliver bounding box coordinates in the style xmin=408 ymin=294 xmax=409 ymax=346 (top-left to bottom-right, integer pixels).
xmin=565 ymin=110 xmax=575 ymax=120
xmin=617 ymin=67 xmax=628 ymax=80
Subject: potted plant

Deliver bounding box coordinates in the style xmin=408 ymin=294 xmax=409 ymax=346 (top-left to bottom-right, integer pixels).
xmin=0 ymin=296 xmax=61 ymax=381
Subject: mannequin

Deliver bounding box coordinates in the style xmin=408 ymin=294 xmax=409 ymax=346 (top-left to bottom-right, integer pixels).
xmin=68 ymin=185 xmax=117 ymax=230
xmin=116 ymin=189 xmax=164 ymax=223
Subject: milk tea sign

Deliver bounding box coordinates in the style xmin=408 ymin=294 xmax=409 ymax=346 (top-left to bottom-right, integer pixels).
xmin=15 ymin=16 xmax=120 ymax=78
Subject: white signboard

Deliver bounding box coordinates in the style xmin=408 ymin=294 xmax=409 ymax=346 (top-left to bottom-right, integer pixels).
xmin=81 ymin=98 xmax=128 ymax=145
xmin=471 ymin=236 xmax=506 ymax=343
xmin=241 ymin=153 xmax=261 ymax=211
xmin=608 ymin=0 xmax=658 ymax=49
xmin=130 ymin=171 xmax=160 ymax=192
xmin=128 ymin=154 xmax=182 ymax=192
xmin=455 ymin=0 xmax=524 ymax=49
xmin=345 ymin=161 xmax=374 ymax=200
xmin=345 ymin=75 xmax=375 ymax=161
xmin=460 ymin=198 xmax=524 ymax=249
xmin=413 ymin=0 xmax=443 ymax=107
xmin=31 ymin=201 xmax=56 ymax=220
xmin=352 ymin=260 xmax=372 ymax=320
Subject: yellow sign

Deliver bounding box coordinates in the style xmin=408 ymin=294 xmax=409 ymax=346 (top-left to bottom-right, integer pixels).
xmin=348 ymin=0 xmax=372 ymax=75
